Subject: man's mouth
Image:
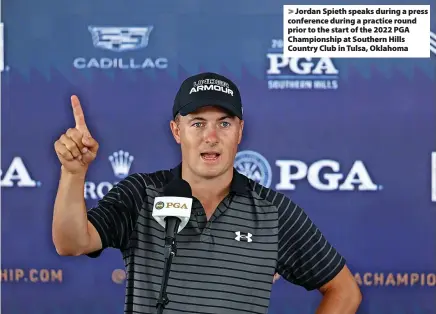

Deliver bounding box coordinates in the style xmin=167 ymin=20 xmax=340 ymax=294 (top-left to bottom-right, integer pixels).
xmin=200 ymin=152 xmax=221 ymax=161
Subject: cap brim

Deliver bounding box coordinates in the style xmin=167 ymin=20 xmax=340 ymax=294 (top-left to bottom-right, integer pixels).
xmin=177 ymin=99 xmax=242 ymax=119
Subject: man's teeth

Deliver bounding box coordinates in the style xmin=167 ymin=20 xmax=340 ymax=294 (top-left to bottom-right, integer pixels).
xmin=202 ymin=153 xmax=219 ymax=159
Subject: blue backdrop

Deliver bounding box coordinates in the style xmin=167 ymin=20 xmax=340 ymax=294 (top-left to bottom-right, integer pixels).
xmin=2 ymin=1 xmax=435 ymax=313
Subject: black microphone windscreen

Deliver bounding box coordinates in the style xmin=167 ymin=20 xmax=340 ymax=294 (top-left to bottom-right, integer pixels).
xmin=163 ymin=179 xmax=192 ymax=198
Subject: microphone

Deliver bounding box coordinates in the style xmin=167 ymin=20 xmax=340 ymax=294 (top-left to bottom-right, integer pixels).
xmin=152 ymin=179 xmax=193 ymax=314
xmin=152 ymin=179 xmax=193 ymax=244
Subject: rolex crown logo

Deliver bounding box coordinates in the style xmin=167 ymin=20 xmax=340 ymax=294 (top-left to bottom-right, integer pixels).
xmin=108 ymin=150 xmax=134 ymax=179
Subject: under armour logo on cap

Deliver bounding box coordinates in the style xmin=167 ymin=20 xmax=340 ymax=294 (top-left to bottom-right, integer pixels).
xmin=173 ymin=72 xmax=244 ymax=120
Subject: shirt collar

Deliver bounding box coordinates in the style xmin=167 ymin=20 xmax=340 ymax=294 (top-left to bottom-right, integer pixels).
xmin=169 ymin=162 xmax=249 ymax=195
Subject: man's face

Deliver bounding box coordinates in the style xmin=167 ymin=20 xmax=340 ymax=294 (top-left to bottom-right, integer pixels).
xmin=170 ymin=106 xmax=244 ymax=179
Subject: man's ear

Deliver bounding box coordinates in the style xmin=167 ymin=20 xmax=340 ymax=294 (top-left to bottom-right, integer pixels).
xmin=237 ymin=119 xmax=244 ymax=144
xmin=170 ymin=120 xmax=181 ymax=144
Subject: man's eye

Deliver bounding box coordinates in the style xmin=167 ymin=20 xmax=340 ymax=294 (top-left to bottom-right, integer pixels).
xmin=221 ymin=122 xmax=230 ymax=127
xmin=192 ymin=122 xmax=203 ymax=128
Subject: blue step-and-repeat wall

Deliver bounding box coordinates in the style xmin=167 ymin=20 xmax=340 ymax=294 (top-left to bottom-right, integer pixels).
xmin=1 ymin=1 xmax=435 ymax=313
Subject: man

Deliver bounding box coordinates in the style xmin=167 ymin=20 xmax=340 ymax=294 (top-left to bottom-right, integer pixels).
xmin=52 ymin=72 xmax=362 ymax=314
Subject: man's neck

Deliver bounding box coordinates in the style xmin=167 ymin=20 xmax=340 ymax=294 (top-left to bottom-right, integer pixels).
xmin=181 ymin=164 xmax=233 ymax=203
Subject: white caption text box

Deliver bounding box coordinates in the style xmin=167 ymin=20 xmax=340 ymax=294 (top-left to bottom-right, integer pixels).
xmin=283 ymin=5 xmax=430 ymax=58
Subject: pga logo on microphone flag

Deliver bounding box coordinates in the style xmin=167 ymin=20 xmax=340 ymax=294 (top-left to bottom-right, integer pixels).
xmin=152 ymin=196 xmax=193 ymax=232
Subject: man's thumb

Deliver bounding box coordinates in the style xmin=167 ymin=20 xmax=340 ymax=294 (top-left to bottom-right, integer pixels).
xmin=82 ymin=136 xmax=98 ymax=151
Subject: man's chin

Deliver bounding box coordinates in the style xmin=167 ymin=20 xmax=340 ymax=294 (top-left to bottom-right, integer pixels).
xmin=197 ymin=164 xmax=224 ymax=178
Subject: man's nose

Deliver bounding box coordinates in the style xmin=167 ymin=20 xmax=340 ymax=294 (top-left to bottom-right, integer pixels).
xmin=204 ymin=127 xmax=219 ymax=144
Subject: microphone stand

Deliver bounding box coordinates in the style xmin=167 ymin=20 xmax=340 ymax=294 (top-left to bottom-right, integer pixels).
xmin=156 ymin=218 xmax=180 ymax=314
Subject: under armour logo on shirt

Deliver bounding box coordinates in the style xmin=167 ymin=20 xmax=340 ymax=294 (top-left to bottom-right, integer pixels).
xmin=235 ymin=231 xmax=252 ymax=242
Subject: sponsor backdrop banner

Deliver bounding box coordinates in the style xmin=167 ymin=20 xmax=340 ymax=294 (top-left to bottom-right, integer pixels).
xmin=1 ymin=0 xmax=435 ymax=313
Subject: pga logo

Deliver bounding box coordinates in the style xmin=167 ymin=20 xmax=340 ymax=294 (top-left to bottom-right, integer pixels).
xmin=152 ymin=196 xmax=192 ymax=232
xmin=0 ymin=157 xmax=40 ymax=188
xmin=235 ymin=151 xmax=380 ymax=192
xmin=266 ymin=55 xmax=339 ymax=76
xmin=154 ymin=201 xmax=188 ymax=210
xmin=276 ymin=159 xmax=382 ymax=191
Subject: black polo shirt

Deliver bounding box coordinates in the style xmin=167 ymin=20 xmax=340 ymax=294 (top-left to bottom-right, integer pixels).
xmin=87 ymin=163 xmax=346 ymax=314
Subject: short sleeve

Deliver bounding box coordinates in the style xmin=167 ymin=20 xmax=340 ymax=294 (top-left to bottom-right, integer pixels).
xmin=276 ymin=197 xmax=346 ymax=291
xmin=86 ymin=173 xmax=145 ymax=257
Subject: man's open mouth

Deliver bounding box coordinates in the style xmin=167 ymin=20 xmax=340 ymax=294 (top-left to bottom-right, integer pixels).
xmin=200 ymin=152 xmax=221 ymax=161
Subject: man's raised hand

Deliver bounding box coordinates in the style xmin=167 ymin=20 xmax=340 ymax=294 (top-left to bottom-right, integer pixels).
xmin=54 ymin=95 xmax=99 ymax=175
